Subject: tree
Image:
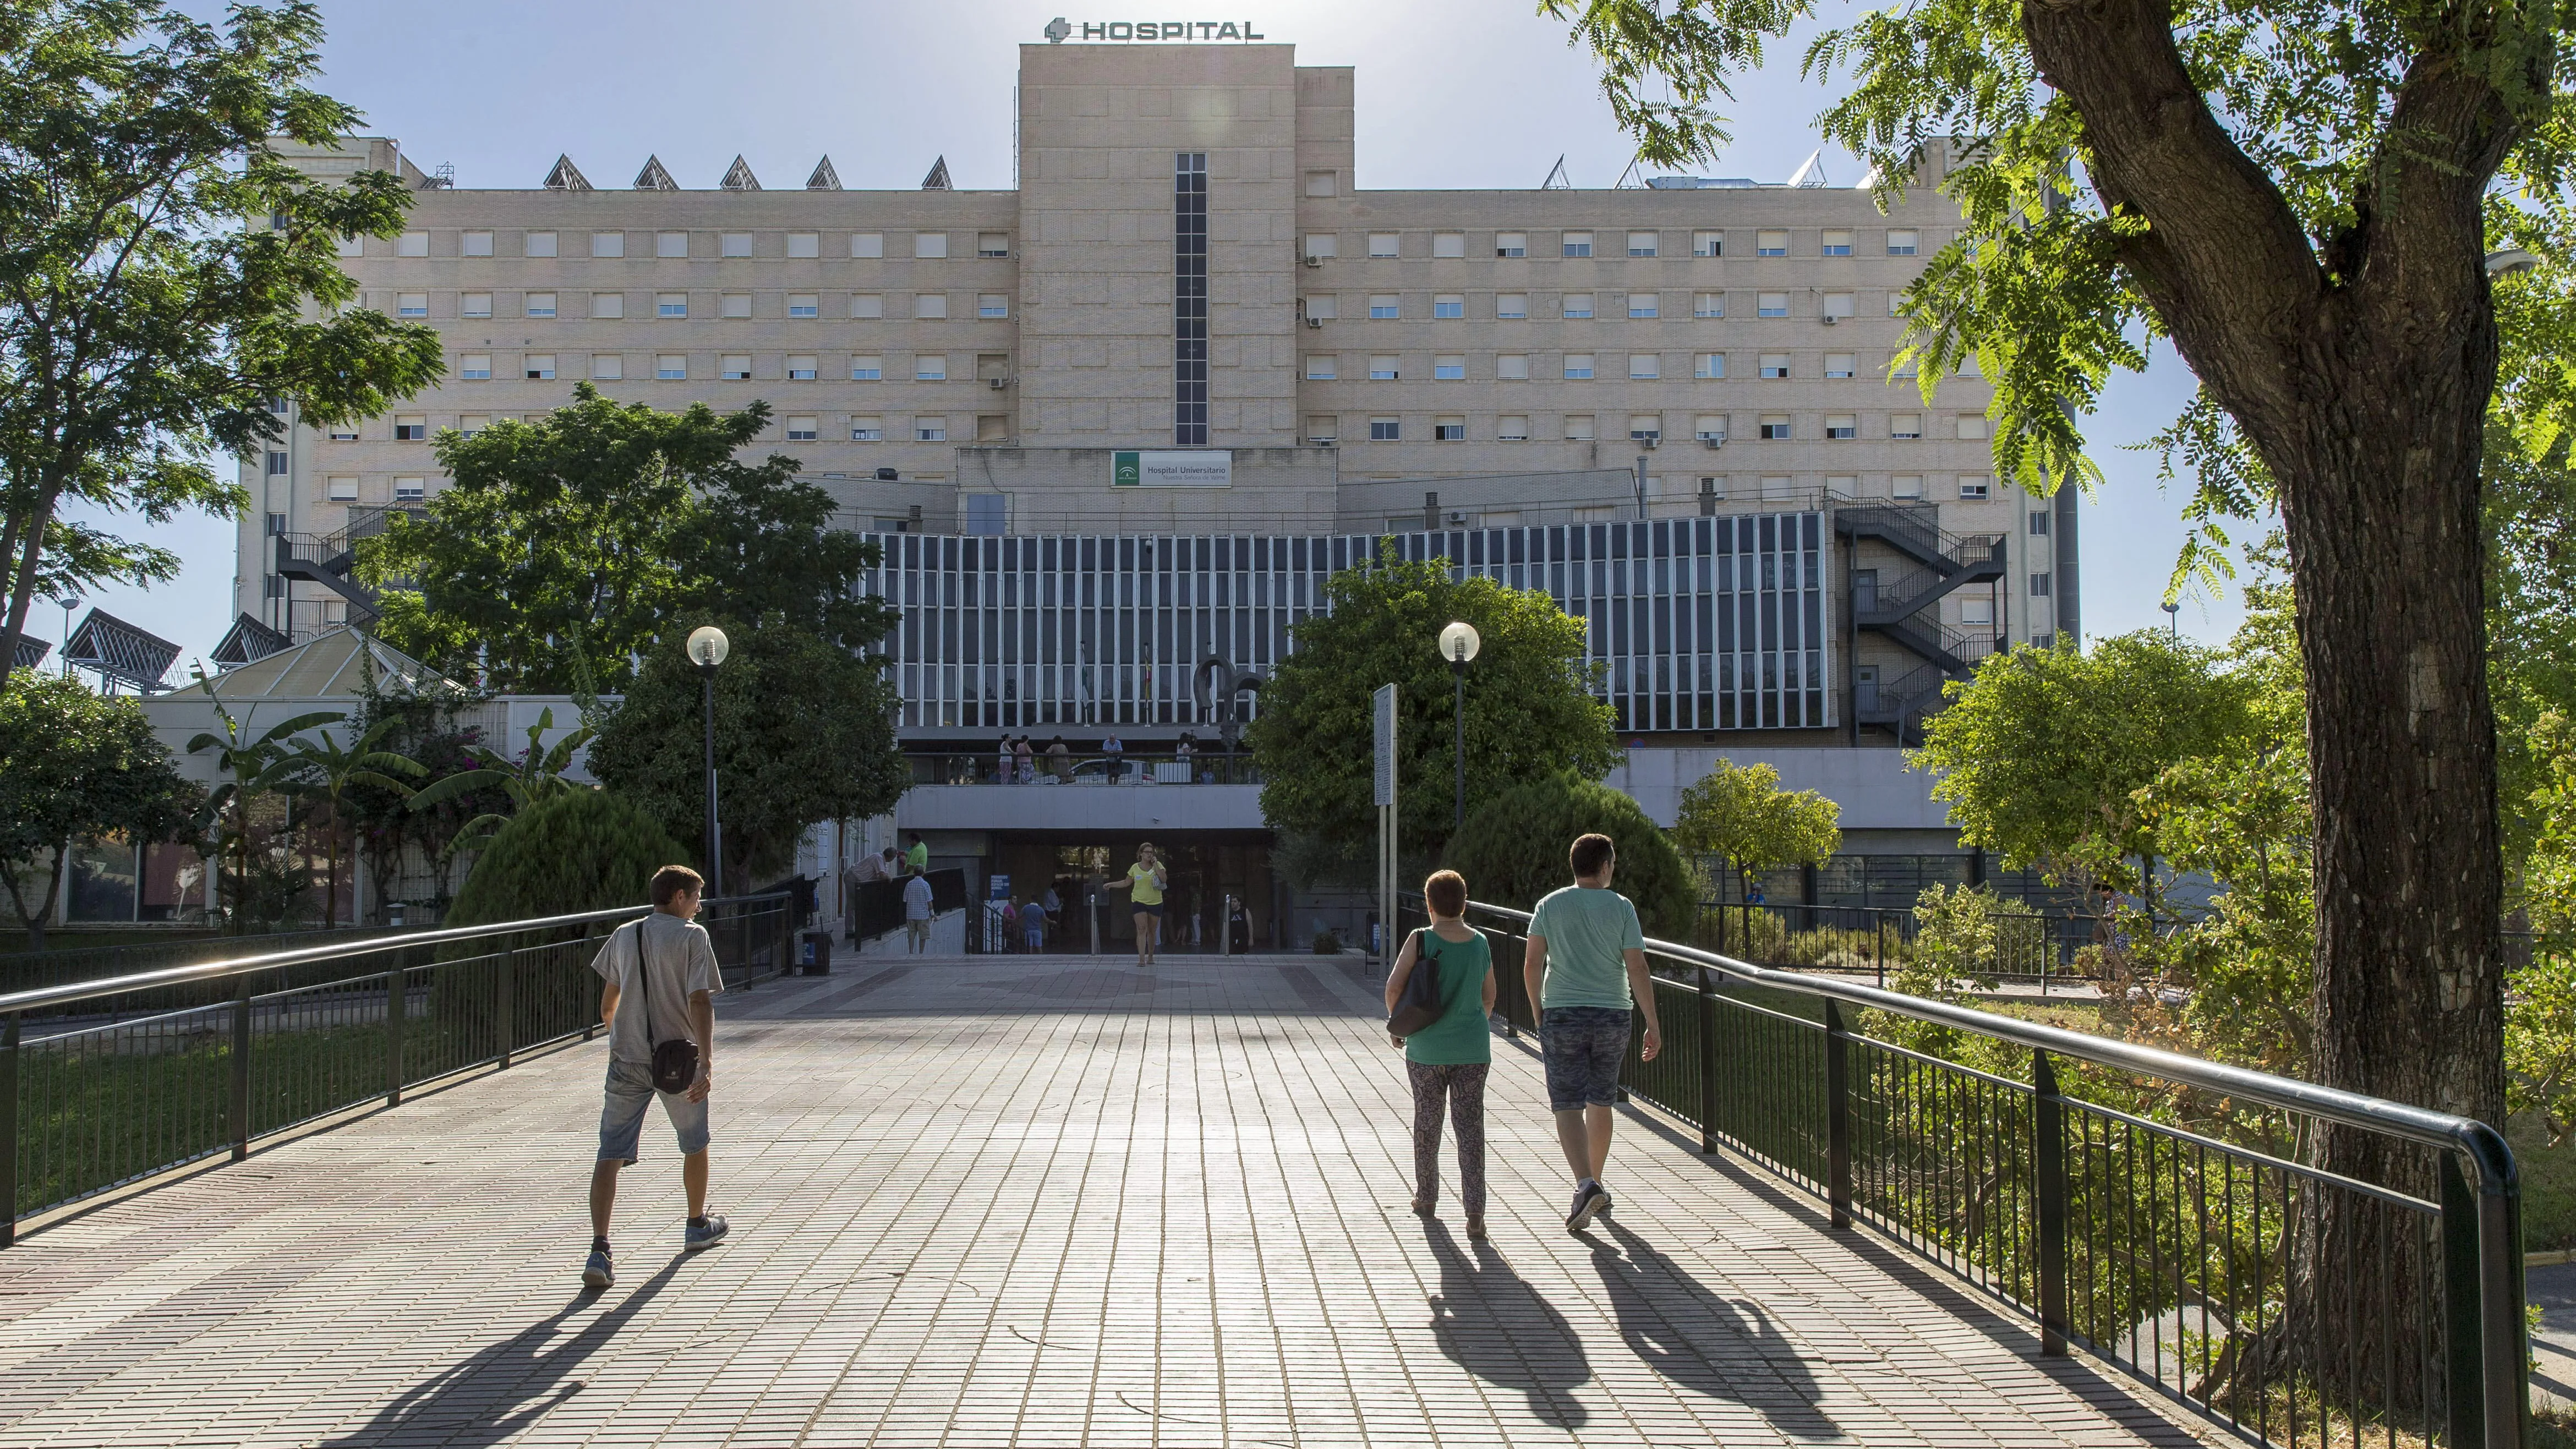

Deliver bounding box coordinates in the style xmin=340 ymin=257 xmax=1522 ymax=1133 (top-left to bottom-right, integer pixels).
xmin=1441 ymin=772 xmax=1699 ymax=939
xmin=0 ymin=674 xmax=200 ymax=948
xmin=187 ymin=702 xmax=336 ymax=933
xmin=1671 ymin=758 xmax=1842 ymax=905
xmin=1913 ymin=633 xmax=2256 ymax=905
xmin=356 ymin=384 xmax=889 ymax=693
xmin=402 ymin=706 xmax=597 ymax=859
xmin=586 ymin=617 xmax=908 ymax=889
xmin=0 ymin=0 xmax=444 ymax=691
xmin=1247 ymin=547 xmax=1617 ymax=884
xmin=444 ymin=789 xmax=687 ymax=927
xmin=278 ymin=718 xmax=423 ymax=928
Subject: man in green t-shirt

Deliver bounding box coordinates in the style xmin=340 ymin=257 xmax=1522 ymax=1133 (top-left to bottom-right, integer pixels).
xmin=1521 ymin=832 xmax=1660 ymax=1235
xmin=904 ymin=834 xmax=930 ymax=875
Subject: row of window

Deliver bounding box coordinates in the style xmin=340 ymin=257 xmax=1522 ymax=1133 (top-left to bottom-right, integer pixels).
xmin=1303 ymin=290 xmax=1887 ymax=321
xmin=384 ymin=289 xmax=1010 ymax=321
xmin=423 ymin=352 xmax=1010 ymax=386
xmin=350 ymin=229 xmax=1009 ymax=260
xmin=1307 ymin=414 xmax=1989 ymax=448
xmin=1301 ymin=228 xmax=1923 ymax=260
xmin=1303 ymin=351 xmax=1927 ymax=381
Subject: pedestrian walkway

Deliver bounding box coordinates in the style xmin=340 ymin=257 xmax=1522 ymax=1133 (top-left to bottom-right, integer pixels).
xmin=0 ymin=954 xmax=2196 ymax=1447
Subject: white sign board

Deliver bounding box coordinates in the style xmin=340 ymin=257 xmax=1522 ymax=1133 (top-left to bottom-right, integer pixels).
xmin=1372 ymin=683 xmax=1397 ymax=807
xmin=1112 ymin=450 xmax=1233 ymax=488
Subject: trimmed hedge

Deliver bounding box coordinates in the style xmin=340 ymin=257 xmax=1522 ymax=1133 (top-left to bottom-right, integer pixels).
xmin=1440 ymin=771 xmax=1697 ymax=939
xmin=446 ymin=789 xmax=690 ymax=927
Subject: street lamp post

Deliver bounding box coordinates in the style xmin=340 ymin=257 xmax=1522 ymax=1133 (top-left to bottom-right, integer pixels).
xmin=56 ymin=596 xmax=81 ymax=677
xmin=1439 ymin=621 xmax=1481 ymax=832
xmin=687 ymin=625 xmax=730 ymax=896
xmin=2161 ymin=600 xmax=2180 ymax=638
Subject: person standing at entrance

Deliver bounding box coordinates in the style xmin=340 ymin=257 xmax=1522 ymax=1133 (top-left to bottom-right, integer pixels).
xmin=1020 ymin=894 xmax=1049 ymax=953
xmin=1103 ymin=841 xmax=1168 ymax=966
xmin=903 ymin=867 xmax=935 ymax=953
xmin=583 ymin=866 xmax=728 ymax=1288
xmin=905 ymin=834 xmax=929 ymax=874
xmin=1385 ymin=870 xmax=1495 ymax=1239
xmin=1522 ymin=833 xmax=1661 ymax=1236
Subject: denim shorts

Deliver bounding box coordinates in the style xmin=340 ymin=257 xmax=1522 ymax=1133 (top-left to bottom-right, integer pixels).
xmin=1540 ymin=1006 xmax=1633 ymax=1111
xmin=598 ymin=1057 xmax=710 ymax=1163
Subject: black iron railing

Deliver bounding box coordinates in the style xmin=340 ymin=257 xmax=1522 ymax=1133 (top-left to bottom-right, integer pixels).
xmin=0 ymin=893 xmax=793 ymax=1244
xmin=1459 ymin=899 xmax=2528 ymax=1449
xmin=1698 ymin=900 xmax=2094 ymax=986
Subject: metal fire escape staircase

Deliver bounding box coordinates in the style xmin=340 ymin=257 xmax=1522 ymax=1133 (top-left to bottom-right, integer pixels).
xmin=273 ymin=505 xmax=417 ymax=622
xmin=1834 ymin=505 xmax=2008 ymax=741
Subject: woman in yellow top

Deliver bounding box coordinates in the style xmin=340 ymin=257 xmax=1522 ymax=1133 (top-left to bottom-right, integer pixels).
xmin=1103 ymin=841 xmax=1169 ymax=967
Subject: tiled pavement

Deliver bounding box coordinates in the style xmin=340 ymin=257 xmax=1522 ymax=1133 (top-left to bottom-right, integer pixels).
xmin=0 ymin=954 xmax=2203 ymax=1447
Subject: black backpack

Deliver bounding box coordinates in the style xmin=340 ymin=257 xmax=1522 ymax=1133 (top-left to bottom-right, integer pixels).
xmin=1388 ymin=929 xmax=1447 ymax=1037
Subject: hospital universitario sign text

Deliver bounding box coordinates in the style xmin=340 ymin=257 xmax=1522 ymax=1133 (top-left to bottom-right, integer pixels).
xmin=1043 ymin=17 xmax=1268 ymax=42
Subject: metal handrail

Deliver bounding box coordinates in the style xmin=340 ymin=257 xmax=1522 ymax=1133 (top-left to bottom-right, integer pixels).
xmin=0 ymin=894 xmax=788 ymax=1019
xmin=1468 ymin=898 xmax=2526 ymax=1448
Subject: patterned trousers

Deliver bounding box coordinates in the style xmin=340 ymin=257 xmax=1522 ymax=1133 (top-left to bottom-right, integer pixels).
xmin=1407 ymin=1061 xmax=1490 ymax=1217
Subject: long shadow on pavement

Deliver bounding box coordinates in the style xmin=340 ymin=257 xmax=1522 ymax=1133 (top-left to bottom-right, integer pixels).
xmin=321 ymin=1255 xmax=687 ymax=1447
xmin=1587 ymin=1217 xmax=1841 ymax=1441
xmin=1423 ymin=1217 xmax=1593 ymax=1429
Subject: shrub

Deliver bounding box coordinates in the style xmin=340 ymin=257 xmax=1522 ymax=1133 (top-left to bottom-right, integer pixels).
xmin=1440 ymin=771 xmax=1696 ymax=938
xmin=446 ymin=789 xmax=688 ymax=927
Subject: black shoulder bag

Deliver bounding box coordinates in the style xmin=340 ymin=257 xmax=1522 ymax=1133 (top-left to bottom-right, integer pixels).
xmin=628 ymin=920 xmax=703 ymax=1094
xmin=1388 ymin=929 xmax=1446 ymax=1037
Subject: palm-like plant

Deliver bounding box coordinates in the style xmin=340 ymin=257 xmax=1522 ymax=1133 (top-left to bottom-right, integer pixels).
xmin=406 ymin=707 xmax=598 ymax=859
xmin=189 ymin=704 xmax=343 ymax=934
xmin=283 ymin=718 xmax=428 ymax=928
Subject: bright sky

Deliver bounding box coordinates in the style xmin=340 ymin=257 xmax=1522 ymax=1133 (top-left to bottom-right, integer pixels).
xmin=65 ymin=0 xmax=2244 ymax=672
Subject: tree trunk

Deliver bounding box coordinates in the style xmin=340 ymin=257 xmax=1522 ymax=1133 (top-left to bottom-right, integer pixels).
xmin=0 ymin=497 xmax=54 ymax=697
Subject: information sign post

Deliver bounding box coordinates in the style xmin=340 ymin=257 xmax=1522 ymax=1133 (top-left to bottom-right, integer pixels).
xmin=1373 ymin=684 xmax=1397 ymax=974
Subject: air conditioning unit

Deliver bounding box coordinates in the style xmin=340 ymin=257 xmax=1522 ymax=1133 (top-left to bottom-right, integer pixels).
xmin=1822 ymin=314 xmax=1840 ymax=326
xmin=987 ymin=376 xmax=1009 ymax=389
xmin=1305 ymin=316 xmax=1324 ymax=329
xmin=877 ymin=467 xmax=900 ymax=482
xmin=1448 ymin=511 xmax=1467 ymax=524
xmin=1633 ymin=433 xmax=1661 ymax=448
xmin=1311 ymin=438 xmax=1337 ymax=447
xmin=1301 ymin=254 xmax=1323 ymax=268
xmin=1699 ymin=435 xmax=1726 ymax=449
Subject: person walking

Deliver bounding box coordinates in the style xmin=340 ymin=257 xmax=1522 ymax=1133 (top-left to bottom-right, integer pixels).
xmin=583 ymin=865 xmax=729 ymax=1288
xmin=1522 ymin=833 xmax=1661 ymax=1236
xmin=1020 ymin=894 xmax=1049 ymax=954
xmin=1386 ymin=870 xmax=1495 ymax=1239
xmin=1102 ymin=840 xmax=1168 ymax=966
xmin=904 ymin=867 xmax=936 ymax=953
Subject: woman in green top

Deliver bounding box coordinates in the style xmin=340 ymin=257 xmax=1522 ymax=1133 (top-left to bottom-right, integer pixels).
xmin=1383 ymin=869 xmax=1495 ymax=1239
xmin=1102 ymin=840 xmax=1169 ymax=967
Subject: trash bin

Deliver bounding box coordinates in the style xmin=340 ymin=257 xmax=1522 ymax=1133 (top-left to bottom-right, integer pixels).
xmin=798 ymin=929 xmax=833 ymax=976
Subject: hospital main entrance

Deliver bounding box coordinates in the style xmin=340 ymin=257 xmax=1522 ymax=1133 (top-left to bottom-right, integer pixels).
xmin=974 ymin=833 xmax=1282 ymax=954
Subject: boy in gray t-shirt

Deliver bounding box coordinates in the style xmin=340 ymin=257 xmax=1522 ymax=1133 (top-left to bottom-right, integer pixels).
xmin=1521 ymin=833 xmax=1661 ymax=1236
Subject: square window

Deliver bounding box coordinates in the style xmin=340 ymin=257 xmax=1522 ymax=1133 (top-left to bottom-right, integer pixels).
xmin=914 ymin=232 xmax=948 ymax=259
xmin=590 ymin=292 xmax=623 ymax=319
xmin=1435 ymin=355 xmax=1464 ymax=380
xmin=1759 ymin=415 xmax=1791 ymax=440
xmin=1498 ymin=415 xmax=1530 ymax=440
xmin=1497 ymin=293 xmax=1528 ymax=319
xmin=1369 ymin=294 xmax=1399 ymax=319
xmin=395 ymin=415 xmax=426 ymax=440
xmin=326 ymin=475 xmax=357 ymax=500
xmin=265 ymin=450 xmax=289 ymax=474
xmin=1694 ymin=353 xmax=1725 ymax=380
xmin=979 ymin=294 xmax=1009 ymax=319
xmin=1959 ymin=476 xmax=1992 ymax=500
xmin=1758 ymin=292 xmax=1789 ymax=318
xmin=590 ymin=354 xmax=622 ymax=380
xmin=1629 ymin=415 xmax=1662 ymax=442
xmin=1957 ymin=414 xmax=1991 ymax=440
xmin=1564 ymin=354 xmax=1595 ymax=380
xmin=1497 ymin=354 xmax=1529 ymax=380
xmin=1825 ymin=353 xmax=1856 ymax=379
xmin=1888 ymin=229 xmax=1919 ymax=256
xmin=1629 ymin=354 xmax=1659 ymax=380
xmin=915 ymin=293 xmax=948 ymax=320
xmin=655 ymin=231 xmax=688 ymax=259
xmin=850 ymin=293 xmax=888 ymax=320
xmin=786 ymin=415 xmax=818 ymax=440
xmin=1891 ymin=413 xmax=1923 ymax=439
xmin=524 ymin=354 xmax=555 ymax=380
xmin=1369 ymin=233 xmax=1401 ymax=258
xmin=394 ymin=477 xmax=425 ymax=502
xmin=1496 ymin=232 xmax=1527 ymax=258
xmin=1694 ymin=415 xmax=1727 ymax=442
xmin=2030 ymin=571 xmax=2052 ymax=596
xmin=458 ymin=415 xmax=488 ymax=439
xmin=591 ymin=232 xmax=625 ymax=258
xmin=1628 ymin=293 xmax=1659 ymax=319
xmin=658 ymin=293 xmax=688 ymax=318
xmin=916 ymin=356 xmax=948 ymax=381
xmin=1694 ymin=292 xmax=1724 ymax=318
xmin=1434 ymin=295 xmax=1463 ymax=319
xmin=722 ymin=233 xmax=753 ymax=258
xmin=657 ymin=355 xmax=687 ymax=380
xmin=1369 ymin=354 xmax=1399 ymax=381
xmin=786 ymin=232 xmax=819 ymax=258
xmin=1693 ymin=231 xmax=1723 ymax=258
xmin=2030 ymin=512 xmax=2052 ymax=535
xmin=461 ymin=292 xmax=492 ymax=319
xmin=852 ymin=356 xmax=883 ymax=380
xmin=917 ymin=418 xmax=948 ymax=441
xmin=1757 ymin=230 xmax=1789 ymax=257
xmin=1303 ymin=294 xmax=1337 ymax=321
xmin=977 ymin=233 xmax=1010 ymax=257
xmin=1823 ymin=292 xmax=1855 ymax=320
xmin=1433 ymin=233 xmax=1465 ymax=259
xmin=1562 ymin=231 xmax=1594 ymax=258
xmin=525 ymin=292 xmax=556 ymax=318
xmin=851 ymin=232 xmax=884 ymax=259
xmin=1760 ymin=354 xmax=1790 ymax=379
xmin=397 ymin=293 xmax=428 ymax=318
xmin=1306 ymin=356 xmax=1337 ymax=380
xmin=1304 ymin=233 xmax=1338 ymax=259
xmin=1894 ymin=474 xmax=1923 ymax=497
xmin=1435 ymin=418 xmax=1466 ymax=441
xmin=1822 ymin=229 xmax=1853 ymax=256
xmin=851 ymin=417 xmax=884 ymax=441
xmin=524 ymin=231 xmax=557 ymax=258
xmin=336 ymin=233 xmax=364 ymax=258
xmin=1627 ymin=231 xmax=1658 ymax=257
xmin=398 ymin=231 xmax=429 ymax=257
xmin=1962 ymin=598 xmax=1995 ymax=626
xmin=1370 ymin=417 xmax=1400 ymax=441
xmin=787 ymin=354 xmax=817 ymax=380
xmin=1304 ymin=171 xmax=1337 ymax=198
xmin=1306 ymin=415 xmax=1338 ymax=444
xmin=1562 ymin=294 xmax=1594 ymax=319
xmin=1826 ymin=414 xmax=1856 ymax=440
xmin=789 ymin=293 xmax=819 ymax=318
xmin=462 ymin=231 xmax=494 ymax=256
xmin=722 ymin=293 xmax=752 ymax=319
xmin=720 ymin=354 xmax=751 ymax=380
xmin=1565 ymin=414 xmax=1596 ymax=441
xmin=460 ymin=353 xmax=491 ymax=380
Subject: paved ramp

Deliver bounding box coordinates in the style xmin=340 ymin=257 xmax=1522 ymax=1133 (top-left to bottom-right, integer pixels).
xmin=0 ymin=955 xmax=2196 ymax=1447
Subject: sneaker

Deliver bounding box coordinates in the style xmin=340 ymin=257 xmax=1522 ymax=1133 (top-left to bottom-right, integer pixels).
xmin=581 ymin=1248 xmax=614 ymax=1288
xmin=684 ymin=1214 xmax=730 ymax=1253
xmin=1594 ymin=1186 xmax=1613 ymax=1219
xmin=1566 ymin=1184 xmax=1609 ymax=1235
xmin=1464 ymin=1217 xmax=1488 ymax=1241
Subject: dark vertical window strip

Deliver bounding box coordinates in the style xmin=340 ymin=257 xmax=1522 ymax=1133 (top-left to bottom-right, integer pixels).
xmin=1173 ymin=152 xmax=1209 ymax=445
